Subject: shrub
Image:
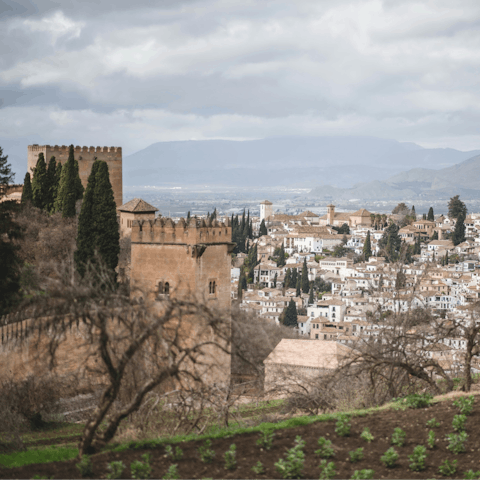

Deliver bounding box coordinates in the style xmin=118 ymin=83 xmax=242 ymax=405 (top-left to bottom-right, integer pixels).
xmin=274 ymin=436 xmax=305 ymax=479
xmin=335 ymin=415 xmax=351 ymax=437
xmin=76 ymin=455 xmax=93 ymax=478
xmin=350 ymin=469 xmax=375 ymax=479
xmin=404 ymin=393 xmax=433 ymax=409
xmin=315 ymin=437 xmax=335 ymax=458
xmin=130 ymin=453 xmax=152 ymax=479
xmin=224 ymin=444 xmax=237 ymax=470
xmin=164 ymin=445 xmax=183 ymax=461
xmin=162 ymin=464 xmax=179 ymax=480
xmin=408 ymin=445 xmax=427 ymax=472
xmin=198 ymin=439 xmax=215 ymax=463
xmin=464 ymin=470 xmax=480 ymax=479
xmin=452 ymin=414 xmax=467 ymax=432
xmin=439 ymin=459 xmax=457 ymax=476
xmin=381 ymin=447 xmax=398 ymax=468
xmin=349 ymin=448 xmax=364 ymax=463
xmin=391 ymin=427 xmax=406 ymax=447
xmin=427 ymin=430 xmax=436 ymax=449
xmin=360 ymin=427 xmax=374 ymax=443
xmin=453 ymin=395 xmax=475 ymax=415
xmin=446 ymin=431 xmax=468 ymax=454
xmin=257 ymin=430 xmax=275 ymax=450
xmin=319 ymin=460 xmax=336 ymax=480
xmin=106 ymin=461 xmax=125 ymax=479
xmin=251 ymin=461 xmax=264 ymax=475
xmin=426 ymin=417 xmax=440 ymax=428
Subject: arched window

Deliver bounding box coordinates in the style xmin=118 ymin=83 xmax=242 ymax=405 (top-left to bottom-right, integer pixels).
xmin=209 ymin=280 xmax=216 ymax=295
xmin=164 ymin=282 xmax=170 ymax=295
xmin=157 ymin=281 xmax=164 ymax=294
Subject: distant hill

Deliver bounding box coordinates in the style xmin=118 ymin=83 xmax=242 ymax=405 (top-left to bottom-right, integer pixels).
xmin=123 ymin=137 xmax=480 ymax=188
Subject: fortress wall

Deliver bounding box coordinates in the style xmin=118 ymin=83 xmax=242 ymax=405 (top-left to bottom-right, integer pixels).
xmin=27 ymin=145 xmax=122 ymax=207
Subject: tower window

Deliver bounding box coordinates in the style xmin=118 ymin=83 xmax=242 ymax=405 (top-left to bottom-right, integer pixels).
xmin=164 ymin=282 xmax=170 ymax=295
xmin=209 ymin=280 xmax=216 ymax=295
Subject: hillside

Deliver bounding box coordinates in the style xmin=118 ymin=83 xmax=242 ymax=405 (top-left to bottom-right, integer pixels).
xmin=1 ymin=392 xmax=479 ymax=479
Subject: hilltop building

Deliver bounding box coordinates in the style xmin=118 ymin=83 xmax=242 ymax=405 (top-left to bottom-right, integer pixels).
xmin=118 ymin=198 xmax=158 ymax=237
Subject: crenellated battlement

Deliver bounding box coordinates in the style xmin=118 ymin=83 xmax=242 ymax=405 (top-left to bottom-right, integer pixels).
xmin=131 ymin=217 xmax=232 ymax=246
xmin=28 ymin=145 xmax=122 ymax=154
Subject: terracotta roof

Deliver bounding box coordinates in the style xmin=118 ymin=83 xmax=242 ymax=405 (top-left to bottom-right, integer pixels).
xmin=351 ymin=208 xmax=372 ymax=217
xmin=261 ymin=200 xmax=273 ymax=205
xmin=299 ymin=210 xmax=319 ymax=217
xmin=118 ymin=198 xmax=158 ymax=213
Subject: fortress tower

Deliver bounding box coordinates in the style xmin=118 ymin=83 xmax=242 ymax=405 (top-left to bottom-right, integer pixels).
xmin=327 ymin=203 xmax=335 ymax=225
xmin=27 ymin=145 xmax=123 ymax=207
xmin=260 ymin=200 xmax=273 ymax=221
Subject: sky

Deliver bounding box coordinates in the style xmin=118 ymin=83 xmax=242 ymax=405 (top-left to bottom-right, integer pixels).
xmin=2 ymin=0 xmax=480 ymax=157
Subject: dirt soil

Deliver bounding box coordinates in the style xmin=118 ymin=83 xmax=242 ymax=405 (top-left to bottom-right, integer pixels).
xmin=2 ymin=396 xmax=480 ymax=479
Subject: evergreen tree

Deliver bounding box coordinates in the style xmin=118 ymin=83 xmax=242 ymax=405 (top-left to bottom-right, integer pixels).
xmin=301 ymin=258 xmax=309 ymax=294
xmin=411 ymin=205 xmax=416 ymax=218
xmin=44 ymin=156 xmax=57 ymax=212
xmin=241 ymin=272 xmax=248 ymax=290
xmin=452 ymin=212 xmax=466 ymax=246
xmin=276 ymin=243 xmax=286 ymax=267
xmin=283 ymin=299 xmax=298 ymax=327
xmin=308 ymin=286 xmax=314 ymax=305
xmin=74 ymin=160 xmax=84 ymax=201
xmin=56 ymin=145 xmax=77 ymax=217
xmin=431 ymin=230 xmax=438 ymax=240
xmin=445 ymin=250 xmax=449 ymax=265
xmin=291 ymin=267 xmax=298 ymax=287
xmin=363 ymin=230 xmax=372 ymax=261
xmin=422 ymin=213 xmax=426 ymax=220
xmin=259 ymin=219 xmax=267 ymax=236
xmin=427 ymin=207 xmax=434 ymax=221
xmin=284 ymin=268 xmax=291 ymax=289
xmin=448 ymin=195 xmax=467 ymax=219
xmin=379 ymin=223 xmax=402 ymax=262
xmin=52 ymin=162 xmax=63 ymax=211
xmin=273 ymin=272 xmax=277 ymax=288
xmin=21 ymin=172 xmax=33 ymax=204
xmin=92 ymin=161 xmax=120 ymax=272
xmin=0 ymin=146 xmax=14 ymax=188
xmin=413 ymin=235 xmax=421 ymax=255
xmin=249 ymin=219 xmax=253 ymax=239
xmin=75 ymin=161 xmax=100 ymax=276
xmin=296 ymin=277 xmax=301 ymax=297
xmin=187 ymin=211 xmax=191 ymax=221
xmin=31 ymin=152 xmax=48 ymax=210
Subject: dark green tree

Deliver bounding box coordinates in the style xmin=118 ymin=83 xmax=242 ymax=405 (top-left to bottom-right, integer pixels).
xmin=276 ymin=243 xmax=286 ymax=267
xmin=44 ymin=156 xmax=57 ymax=212
xmin=74 ymin=160 xmax=85 ymax=201
xmin=413 ymin=235 xmax=421 ymax=255
xmin=448 ymin=195 xmax=467 ymax=219
xmin=284 ymin=268 xmax=291 ymax=289
xmin=283 ymin=299 xmax=298 ymax=327
xmin=31 ymin=152 xmax=48 ymax=210
xmin=92 ymin=161 xmax=120 ymax=272
xmin=411 ymin=205 xmax=416 ymax=218
xmin=379 ymin=223 xmax=402 ymax=262
xmin=301 ymin=258 xmax=309 ymax=294
xmin=452 ymin=212 xmax=466 ymax=246
xmin=187 ymin=211 xmax=191 ymax=221
xmin=308 ymin=286 xmax=314 ymax=305
xmin=445 ymin=250 xmax=449 ymax=265
xmin=259 ymin=219 xmax=268 ymax=236
xmin=427 ymin=207 xmax=434 ymax=222
xmin=52 ymin=162 xmax=63 ymax=211
xmin=273 ymin=272 xmax=277 ymax=288
xmin=75 ymin=161 xmax=101 ymax=276
xmin=363 ymin=230 xmax=372 ymax=260
xmin=431 ymin=230 xmax=438 ymax=240
xmin=56 ymin=145 xmax=77 ymax=217
xmin=422 ymin=213 xmax=426 ymax=220
xmin=21 ymin=172 xmax=33 ymax=204
xmin=0 ymin=146 xmax=14 ymax=189
xmin=291 ymin=267 xmax=298 ymax=287
xmin=296 ymin=277 xmax=301 ymax=297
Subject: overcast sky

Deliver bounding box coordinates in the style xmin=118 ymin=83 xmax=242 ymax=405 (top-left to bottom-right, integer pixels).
xmin=2 ymin=0 xmax=480 ymax=155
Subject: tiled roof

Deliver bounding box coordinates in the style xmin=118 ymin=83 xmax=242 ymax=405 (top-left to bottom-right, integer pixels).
xmin=118 ymin=198 xmax=158 ymax=213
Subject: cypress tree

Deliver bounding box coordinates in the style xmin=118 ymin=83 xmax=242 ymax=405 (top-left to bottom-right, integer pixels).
xmin=296 ymin=277 xmax=301 ymax=297
xmin=445 ymin=250 xmax=449 ymax=265
xmin=301 ymin=258 xmax=309 ymax=294
xmin=308 ymin=286 xmax=314 ymax=305
xmin=187 ymin=211 xmax=191 ymax=221
xmin=283 ymin=299 xmax=298 ymax=327
xmin=422 ymin=213 xmax=426 ymax=220
xmin=21 ymin=172 xmax=33 ymax=204
xmin=411 ymin=205 xmax=416 ymax=218
xmin=363 ymin=230 xmax=372 ymax=261
xmin=74 ymin=160 xmax=84 ymax=201
xmin=44 ymin=156 xmax=57 ymax=212
xmin=259 ymin=219 xmax=267 ymax=236
xmin=75 ymin=160 xmax=101 ymax=276
xmin=0 ymin=146 xmax=14 ymax=187
xmin=31 ymin=153 xmax=48 ymax=210
xmin=273 ymin=272 xmax=277 ymax=288
xmin=92 ymin=161 xmax=120 ymax=272
xmin=284 ymin=268 xmax=291 ymax=289
xmin=452 ymin=212 xmax=466 ymax=246
xmin=59 ymin=145 xmax=77 ymax=218
xmin=241 ymin=272 xmax=247 ymax=290
xmin=427 ymin=207 xmax=434 ymax=222
xmin=431 ymin=230 xmax=438 ymax=240
xmin=52 ymin=162 xmax=63 ymax=212
xmin=291 ymin=267 xmax=297 ymax=287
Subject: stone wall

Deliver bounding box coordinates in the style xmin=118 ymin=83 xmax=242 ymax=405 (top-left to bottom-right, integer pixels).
xmin=27 ymin=145 xmax=123 ymax=207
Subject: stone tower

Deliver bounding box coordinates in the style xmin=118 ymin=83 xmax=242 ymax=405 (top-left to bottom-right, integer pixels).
xmin=260 ymin=200 xmax=273 ymax=221
xmin=327 ymin=203 xmax=335 ymax=225
xmin=27 ymin=145 xmax=123 ymax=207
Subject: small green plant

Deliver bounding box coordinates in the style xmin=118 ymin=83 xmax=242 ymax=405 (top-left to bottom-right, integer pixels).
xmin=349 ymin=447 xmax=364 ymax=463
xmin=224 ymin=444 xmax=237 ymax=471
xmin=319 ymin=460 xmax=336 ymax=480
xmin=426 ymin=417 xmax=440 ymax=428
xmin=164 ymin=445 xmax=183 ymax=461
xmin=251 ymin=461 xmax=264 ymax=475
xmin=427 ymin=430 xmax=436 ymax=449
xmin=130 ymin=454 xmax=152 ymax=480
xmin=446 ymin=431 xmax=468 ymax=454
xmin=391 ymin=427 xmax=406 ymax=446
xmin=438 ymin=459 xmax=457 ymax=476
xmin=463 ymin=469 xmax=480 ymax=479
xmin=360 ymin=427 xmax=374 ymax=443
xmin=274 ymin=436 xmax=305 ymax=479
xmin=257 ymin=429 xmax=275 ymax=450
xmin=453 ymin=395 xmax=475 ymax=415
xmin=335 ymin=415 xmax=351 ymax=437
xmin=162 ymin=464 xmax=179 ymax=480
xmin=452 ymin=414 xmax=467 ymax=431
xmin=315 ymin=437 xmax=335 ymax=458
xmin=350 ymin=469 xmax=375 ymax=479
xmin=408 ymin=445 xmax=427 ymax=472
xmin=404 ymin=392 xmax=433 ymax=408
xmin=32 ymin=476 xmax=53 ymax=479
xmin=76 ymin=455 xmax=93 ymax=478
xmin=381 ymin=447 xmax=398 ymax=468
xmin=106 ymin=461 xmax=125 ymax=479
xmin=198 ymin=439 xmax=216 ymax=463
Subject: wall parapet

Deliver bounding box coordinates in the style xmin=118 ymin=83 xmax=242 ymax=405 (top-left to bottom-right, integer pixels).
xmin=28 ymin=145 xmax=122 ymax=154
